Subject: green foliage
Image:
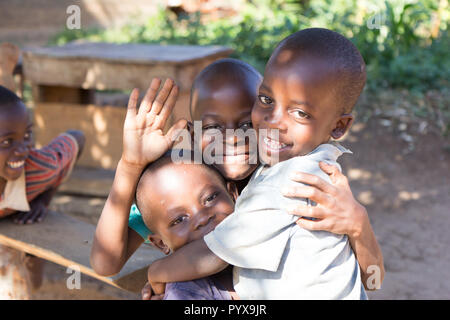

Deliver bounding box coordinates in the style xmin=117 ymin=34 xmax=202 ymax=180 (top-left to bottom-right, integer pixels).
xmin=51 ymin=1 xmax=449 ymax=94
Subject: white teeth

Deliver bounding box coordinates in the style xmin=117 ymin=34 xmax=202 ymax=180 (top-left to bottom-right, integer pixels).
xmin=7 ymin=160 xmax=25 ymax=169
xmin=263 ymin=137 xmax=287 ymax=150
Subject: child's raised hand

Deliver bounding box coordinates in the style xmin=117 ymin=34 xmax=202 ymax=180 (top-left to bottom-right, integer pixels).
xmin=121 ymin=78 xmax=187 ymax=168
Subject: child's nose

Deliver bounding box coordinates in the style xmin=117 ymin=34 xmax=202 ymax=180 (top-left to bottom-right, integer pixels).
xmin=225 ymin=132 xmax=239 ymax=145
xmin=194 ymin=211 xmax=215 ymax=230
xmin=13 ymin=143 xmax=28 ymax=157
xmin=264 ymin=108 xmax=287 ymax=131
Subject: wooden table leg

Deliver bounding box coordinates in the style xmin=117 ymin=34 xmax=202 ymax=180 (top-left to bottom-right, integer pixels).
xmin=0 ymin=244 xmax=32 ymax=300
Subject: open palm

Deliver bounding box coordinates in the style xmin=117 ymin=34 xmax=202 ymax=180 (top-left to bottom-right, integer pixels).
xmin=122 ymin=78 xmax=187 ymax=167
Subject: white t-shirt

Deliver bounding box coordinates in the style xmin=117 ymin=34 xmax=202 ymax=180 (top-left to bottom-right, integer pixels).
xmin=204 ymin=143 xmax=367 ymax=299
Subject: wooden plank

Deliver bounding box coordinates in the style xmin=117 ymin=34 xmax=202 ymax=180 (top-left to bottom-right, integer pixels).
xmin=0 ymin=211 xmax=164 ymax=293
xmin=34 ymin=102 xmax=126 ymax=170
xmin=22 ymin=43 xmax=232 ymax=92
xmin=57 ymin=166 xmax=114 ymax=198
xmin=33 ymin=99 xmax=192 ymax=170
xmin=23 ymin=43 xmax=233 ymax=65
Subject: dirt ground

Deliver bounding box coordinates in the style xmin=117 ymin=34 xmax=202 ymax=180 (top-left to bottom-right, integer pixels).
xmin=29 ymin=113 xmax=450 ymax=300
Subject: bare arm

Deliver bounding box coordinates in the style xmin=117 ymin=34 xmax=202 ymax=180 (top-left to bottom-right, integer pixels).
xmin=148 ymin=238 xmax=228 ymax=294
xmin=283 ymin=162 xmax=385 ymax=290
xmin=347 ymin=206 xmax=384 ymax=290
xmin=90 ymin=159 xmax=145 ymax=276
xmin=90 ymin=78 xmax=187 ymax=276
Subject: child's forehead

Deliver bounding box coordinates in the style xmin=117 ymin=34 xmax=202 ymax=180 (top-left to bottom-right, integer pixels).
xmin=191 ymin=84 xmax=255 ymax=120
xmin=148 ymin=162 xmax=224 ymax=187
xmin=263 ymin=54 xmax=340 ymax=92
xmin=267 ymin=50 xmax=334 ymax=75
xmin=0 ymin=102 xmax=30 ymax=123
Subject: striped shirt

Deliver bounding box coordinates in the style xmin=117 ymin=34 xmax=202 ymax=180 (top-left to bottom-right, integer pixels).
xmin=0 ymin=133 xmax=79 ymax=218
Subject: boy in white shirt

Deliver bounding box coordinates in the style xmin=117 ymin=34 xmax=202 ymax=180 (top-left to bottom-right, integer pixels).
xmin=147 ymin=28 xmax=369 ymax=299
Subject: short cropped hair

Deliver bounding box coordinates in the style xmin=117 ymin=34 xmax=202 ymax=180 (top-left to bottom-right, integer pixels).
xmin=270 ymin=28 xmax=366 ymax=113
xmin=134 ymin=149 xmax=226 ymax=231
xmin=0 ymin=85 xmax=23 ymax=109
xmin=189 ymin=58 xmax=262 ymax=116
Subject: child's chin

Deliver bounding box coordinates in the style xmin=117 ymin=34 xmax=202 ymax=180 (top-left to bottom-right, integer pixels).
xmin=219 ymin=164 xmax=256 ymax=181
xmin=4 ymin=168 xmax=25 ymax=180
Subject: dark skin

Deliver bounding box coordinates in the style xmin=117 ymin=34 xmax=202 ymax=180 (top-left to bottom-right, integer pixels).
xmin=0 ymin=102 xmax=32 ymax=185
xmin=0 ymin=101 xmax=85 ymax=289
xmin=92 ymin=73 xmax=383 ymax=299
xmin=139 ymin=162 xmax=239 ymax=299
xmin=147 ymin=51 xmax=384 ymax=295
xmin=91 ymin=76 xmax=262 ymax=275
xmin=253 ymin=53 xmax=353 ymax=166
xmin=0 ymin=101 xmax=85 ymax=224
xmin=192 ymin=79 xmax=260 ymax=181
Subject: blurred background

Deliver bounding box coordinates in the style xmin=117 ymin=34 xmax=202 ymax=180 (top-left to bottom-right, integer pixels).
xmin=0 ymin=0 xmax=449 ymax=300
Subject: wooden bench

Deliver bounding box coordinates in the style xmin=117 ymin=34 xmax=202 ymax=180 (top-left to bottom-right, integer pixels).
xmin=22 ymin=42 xmax=233 ymax=170
xmin=0 ymin=210 xmax=165 ymax=299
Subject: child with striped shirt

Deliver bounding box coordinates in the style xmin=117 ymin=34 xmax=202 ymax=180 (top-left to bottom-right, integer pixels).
xmin=0 ymin=85 xmax=85 ymax=289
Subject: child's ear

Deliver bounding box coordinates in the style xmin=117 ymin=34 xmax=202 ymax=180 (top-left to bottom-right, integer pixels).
xmin=148 ymin=235 xmax=171 ymax=255
xmin=226 ymin=181 xmax=239 ymax=202
xmin=331 ymin=113 xmax=354 ymax=140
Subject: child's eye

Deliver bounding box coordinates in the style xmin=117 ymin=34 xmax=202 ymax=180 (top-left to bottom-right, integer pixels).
xmin=289 ymin=109 xmax=310 ymax=120
xmin=0 ymin=139 xmax=12 ymax=148
xmin=258 ymin=95 xmax=274 ymax=106
xmin=203 ymin=124 xmax=223 ymax=132
xmin=239 ymin=122 xmax=253 ymax=131
xmin=205 ymin=192 xmax=219 ymax=204
xmin=171 ymin=215 xmax=188 ymax=227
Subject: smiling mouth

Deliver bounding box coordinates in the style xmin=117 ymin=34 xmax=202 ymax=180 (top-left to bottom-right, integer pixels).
xmin=263 ymin=137 xmax=290 ymax=151
xmin=7 ymin=160 xmax=25 ymax=169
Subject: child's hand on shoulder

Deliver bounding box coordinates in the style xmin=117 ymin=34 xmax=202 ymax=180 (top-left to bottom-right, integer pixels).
xmin=283 ymin=162 xmax=368 ymax=239
xmin=121 ymin=78 xmax=187 ymax=169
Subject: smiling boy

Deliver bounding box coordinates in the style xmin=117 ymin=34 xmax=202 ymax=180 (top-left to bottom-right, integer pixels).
xmin=147 ymin=28 xmax=369 ymax=299
xmin=0 ymin=85 xmax=85 ymax=221
xmin=0 ymin=85 xmax=85 ymax=290
xmin=135 ymin=151 xmax=240 ymax=300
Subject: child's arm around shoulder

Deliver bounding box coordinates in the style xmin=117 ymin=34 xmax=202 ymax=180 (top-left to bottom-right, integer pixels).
xmin=148 ymin=238 xmax=228 ymax=295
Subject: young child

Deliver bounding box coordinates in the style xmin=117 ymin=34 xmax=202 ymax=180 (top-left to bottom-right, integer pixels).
xmin=0 ymin=85 xmax=85 ymax=289
xmin=128 ymin=58 xmax=262 ymax=244
xmin=0 ymin=85 xmax=85 ymax=221
xmin=92 ymin=58 xmax=384 ymax=299
xmin=91 ymin=60 xmax=263 ymax=276
xmin=134 ymin=150 xmax=240 ymax=299
xmin=146 ymin=28 xmax=370 ymax=299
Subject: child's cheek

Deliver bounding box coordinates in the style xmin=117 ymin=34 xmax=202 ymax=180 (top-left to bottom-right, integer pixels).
xmin=201 ymin=132 xmax=222 ymax=152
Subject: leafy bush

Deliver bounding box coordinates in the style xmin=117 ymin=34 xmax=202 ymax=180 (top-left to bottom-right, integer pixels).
xmin=51 ymin=1 xmax=449 ymax=93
